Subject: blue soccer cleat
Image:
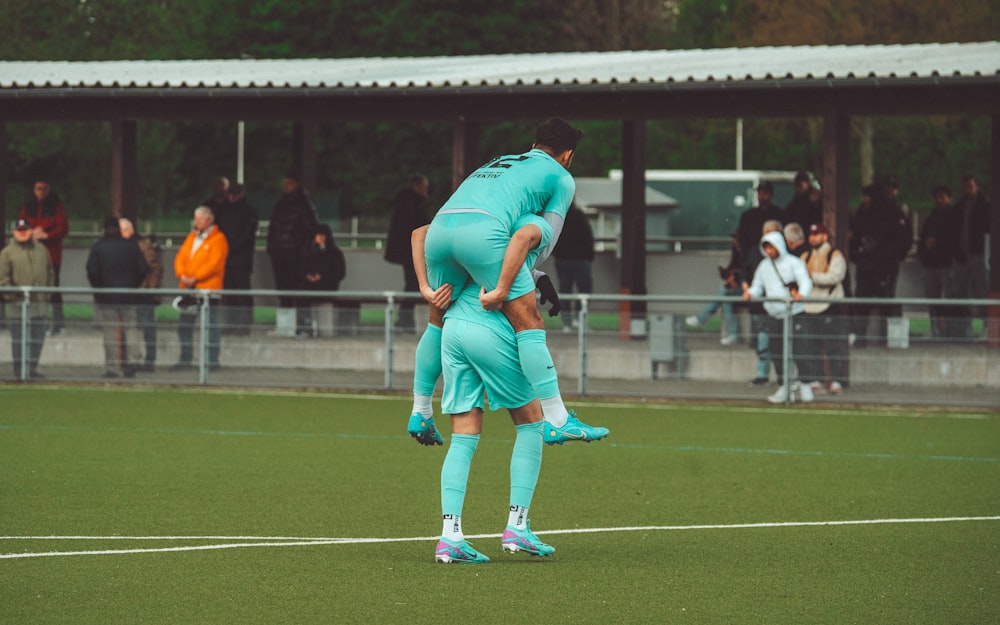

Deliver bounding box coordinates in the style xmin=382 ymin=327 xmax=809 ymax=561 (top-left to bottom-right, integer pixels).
xmin=408 ymin=413 xmax=443 ymax=446
xmin=543 ymin=410 xmax=609 ymax=445
xmin=501 ymin=520 xmax=555 ymax=557
xmin=435 ymin=538 xmax=490 ymax=564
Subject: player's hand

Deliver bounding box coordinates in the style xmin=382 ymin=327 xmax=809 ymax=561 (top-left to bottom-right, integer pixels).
xmin=421 ymin=283 xmax=453 ymax=309
xmin=479 ymin=287 xmax=506 ymax=311
xmin=536 ymin=274 xmax=561 ymax=317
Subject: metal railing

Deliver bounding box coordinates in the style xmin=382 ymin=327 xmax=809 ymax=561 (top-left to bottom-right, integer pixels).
xmin=0 ymin=285 xmax=996 ymax=408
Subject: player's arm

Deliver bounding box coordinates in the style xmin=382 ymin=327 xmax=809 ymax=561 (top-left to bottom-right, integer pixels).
xmin=410 ymin=225 xmax=452 ymax=309
xmin=479 ymin=223 xmax=542 ymax=310
xmin=529 ymin=211 xmax=565 ymax=271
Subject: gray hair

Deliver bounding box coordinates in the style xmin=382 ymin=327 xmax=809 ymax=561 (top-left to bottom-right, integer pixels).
xmin=784 ymin=222 xmax=805 ymax=244
xmin=194 ymin=205 xmax=215 ymax=222
xmin=762 ymin=219 xmax=782 ymax=235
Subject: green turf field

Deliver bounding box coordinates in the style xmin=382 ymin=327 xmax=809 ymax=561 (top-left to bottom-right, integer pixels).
xmin=1 ymin=387 xmax=997 ymax=624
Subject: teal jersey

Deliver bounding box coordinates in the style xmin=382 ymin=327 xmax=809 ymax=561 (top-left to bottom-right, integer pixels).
xmin=439 ymin=149 xmax=575 ymax=233
xmin=444 ymin=279 xmax=513 ymax=337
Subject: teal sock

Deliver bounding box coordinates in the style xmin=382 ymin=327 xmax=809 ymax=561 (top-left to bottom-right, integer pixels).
xmin=441 ymin=433 xmax=479 ymax=517
xmin=509 ymin=421 xmax=543 ymax=509
xmin=413 ymin=324 xmax=442 ymax=396
xmin=515 ymin=329 xmax=560 ymax=400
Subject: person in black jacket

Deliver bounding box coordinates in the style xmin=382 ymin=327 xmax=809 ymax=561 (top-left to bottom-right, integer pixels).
xmin=950 ymin=174 xmax=991 ymax=338
xmin=849 ymin=181 xmax=909 ymax=347
xmin=736 ymin=181 xmax=784 ymax=273
xmin=917 ymin=185 xmax=958 ymax=338
xmin=552 ymin=202 xmax=594 ymax=331
xmin=86 ymin=216 xmax=149 ymax=378
xmin=267 ymin=171 xmax=319 ymax=333
xmin=384 ymin=174 xmax=430 ymax=333
xmin=782 ymin=171 xmax=822 ymax=231
xmin=298 ymin=223 xmax=346 ymax=338
xmin=216 ymin=183 xmax=259 ymax=335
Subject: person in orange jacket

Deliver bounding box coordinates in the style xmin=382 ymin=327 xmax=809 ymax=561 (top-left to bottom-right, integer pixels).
xmin=172 ymin=205 xmax=228 ymax=370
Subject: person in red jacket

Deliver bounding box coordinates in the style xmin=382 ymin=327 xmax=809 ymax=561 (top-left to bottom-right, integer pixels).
xmin=18 ymin=178 xmax=70 ymax=334
xmin=172 ymin=206 xmax=228 ymax=370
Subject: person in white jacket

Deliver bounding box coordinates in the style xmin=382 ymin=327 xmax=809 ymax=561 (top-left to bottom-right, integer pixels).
xmin=743 ymin=229 xmax=814 ymax=403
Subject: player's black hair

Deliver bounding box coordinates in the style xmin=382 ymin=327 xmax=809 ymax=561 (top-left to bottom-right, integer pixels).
xmin=534 ymin=117 xmax=584 ymax=153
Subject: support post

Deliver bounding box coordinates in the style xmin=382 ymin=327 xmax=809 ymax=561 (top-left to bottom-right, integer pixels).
xmin=110 ymin=119 xmax=138 ymax=222
xmin=822 ymin=112 xmax=850 ymax=257
xmin=988 ymin=115 xmax=1000 ymax=346
xmin=619 ymin=119 xmax=648 ymax=338
xmin=451 ymin=118 xmax=480 ymax=192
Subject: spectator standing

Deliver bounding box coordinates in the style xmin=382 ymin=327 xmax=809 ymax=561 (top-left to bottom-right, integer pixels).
xmin=686 ymin=231 xmax=741 ymax=345
xmin=885 ymin=177 xmax=914 ymax=301
xmin=741 ymin=219 xmax=783 ymax=385
xmin=173 ymin=206 xmax=228 ymax=370
xmin=799 ymin=223 xmax=849 ymax=395
xmin=267 ymin=171 xmax=319 ymax=335
xmin=216 ymin=183 xmax=259 ymax=335
xmin=120 ymin=218 xmax=163 ymax=371
xmin=384 ymin=174 xmax=431 ymax=333
xmin=86 ymin=217 xmax=149 ymax=378
xmin=916 ymin=186 xmax=958 ymax=338
xmin=849 ymin=182 xmax=909 ymax=347
xmin=784 ymin=222 xmax=809 ymax=258
xmin=298 ymin=223 xmax=346 ymax=338
xmin=950 ymin=174 xmax=991 ymax=338
xmin=743 ymin=230 xmax=814 ymax=404
xmin=782 ymin=171 xmax=822 ymax=231
xmin=736 ymin=181 xmax=784 ymax=272
xmin=18 ymin=178 xmax=69 ymax=334
xmin=552 ymin=202 xmax=595 ymax=332
xmin=203 ymin=176 xmax=229 ymax=214
xmin=0 ymin=218 xmax=54 ymax=379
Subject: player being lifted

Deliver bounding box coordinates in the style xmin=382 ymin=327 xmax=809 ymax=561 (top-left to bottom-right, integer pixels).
xmin=406 ymin=117 xmax=608 ymax=446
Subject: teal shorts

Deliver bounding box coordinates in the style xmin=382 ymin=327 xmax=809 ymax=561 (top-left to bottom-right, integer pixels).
xmin=425 ymin=212 xmax=538 ymax=302
xmin=440 ymin=317 xmax=535 ymax=414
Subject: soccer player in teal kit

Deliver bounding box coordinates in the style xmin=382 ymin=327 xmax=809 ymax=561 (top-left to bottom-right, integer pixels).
xmin=405 ymin=118 xmax=608 ymax=447
xmin=433 ymin=215 xmax=556 ymax=564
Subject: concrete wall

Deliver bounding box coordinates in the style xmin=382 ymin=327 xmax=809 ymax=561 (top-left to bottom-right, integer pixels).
xmin=58 ymin=246 xmax=926 ymax=306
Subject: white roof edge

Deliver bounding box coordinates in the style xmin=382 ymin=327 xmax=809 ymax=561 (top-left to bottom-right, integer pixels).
xmin=0 ymin=41 xmax=996 ymax=90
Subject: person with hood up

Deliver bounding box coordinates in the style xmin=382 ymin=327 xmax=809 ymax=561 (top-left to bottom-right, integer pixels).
xmin=742 ymin=230 xmax=814 ymax=404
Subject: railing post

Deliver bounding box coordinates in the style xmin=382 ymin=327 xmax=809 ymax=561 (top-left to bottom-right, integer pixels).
xmin=385 ymin=293 xmax=395 ymax=390
xmin=577 ymin=295 xmax=588 ymax=395
xmin=198 ymin=293 xmax=208 ymax=385
xmin=782 ymin=302 xmax=792 ymax=404
xmin=18 ymin=290 xmax=30 ymax=381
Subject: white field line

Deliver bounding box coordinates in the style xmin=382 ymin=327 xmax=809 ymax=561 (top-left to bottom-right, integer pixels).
xmin=2 ymin=515 xmax=998 ymax=560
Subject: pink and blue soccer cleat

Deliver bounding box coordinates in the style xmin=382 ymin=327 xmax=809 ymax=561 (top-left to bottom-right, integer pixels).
xmin=435 ymin=538 xmax=490 ymax=564
xmin=501 ymin=520 xmax=555 ymax=557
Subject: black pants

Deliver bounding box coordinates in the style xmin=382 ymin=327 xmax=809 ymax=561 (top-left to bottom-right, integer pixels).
xmin=766 ymin=315 xmax=808 ymax=383
xmin=222 ymin=267 xmax=254 ymax=333
xmin=269 ymin=250 xmax=300 ymax=309
xmin=851 ymin=261 xmax=896 ymax=343
xmin=10 ymin=315 xmax=47 ymax=377
xmin=800 ymin=309 xmax=849 ymax=384
xmin=397 ymin=263 xmax=419 ymax=330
